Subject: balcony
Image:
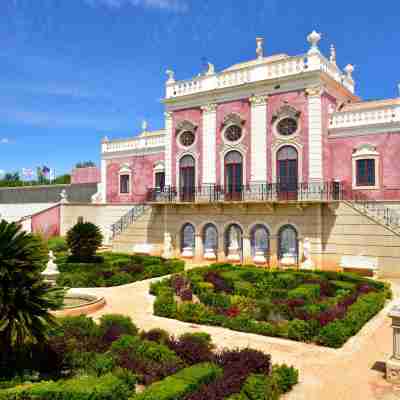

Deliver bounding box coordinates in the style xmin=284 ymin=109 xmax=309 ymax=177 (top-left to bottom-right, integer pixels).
xmin=146 ymin=182 xmax=344 ymax=204
xmin=102 ymin=134 xmax=165 ymax=155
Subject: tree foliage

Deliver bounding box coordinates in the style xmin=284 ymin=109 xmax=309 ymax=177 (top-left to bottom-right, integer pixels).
xmin=0 ymin=221 xmax=64 ymax=374
xmin=66 ymin=221 xmax=103 ymax=262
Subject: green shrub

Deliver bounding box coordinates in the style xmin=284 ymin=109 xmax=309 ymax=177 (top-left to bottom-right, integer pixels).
xmin=99 ymin=314 xmax=138 ymax=344
xmin=242 ymin=374 xmax=280 ymax=400
xmin=234 ymin=281 xmax=256 ymax=297
xmin=331 ymin=280 xmax=356 ymax=292
xmin=178 ymin=303 xmax=211 ymax=323
xmin=47 ymin=236 xmax=68 ymax=253
xmin=0 ymin=373 xmax=136 ymax=400
xmin=89 ymin=353 xmax=116 ymax=376
xmin=153 ymin=291 xmax=178 ymax=318
xmin=256 ymin=299 xmax=273 ymax=321
xmin=66 ymin=221 xmax=103 ymax=262
xmin=317 ymin=320 xmax=349 ymax=348
xmin=272 ymin=364 xmax=299 ymax=393
xmin=287 ymin=284 xmax=320 ymax=303
xmin=273 ymin=273 xmax=300 ymax=289
xmin=287 ymin=319 xmax=314 ymax=342
xmin=198 ymin=291 xmax=231 ymax=309
xmin=109 ymin=272 xmax=134 ymax=286
xmin=149 ymin=279 xmax=170 ymax=296
xmin=132 ymin=362 xmax=222 ymax=400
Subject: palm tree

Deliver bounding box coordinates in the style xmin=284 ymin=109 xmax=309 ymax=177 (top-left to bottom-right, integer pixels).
xmin=0 ymin=220 xmax=64 ymax=373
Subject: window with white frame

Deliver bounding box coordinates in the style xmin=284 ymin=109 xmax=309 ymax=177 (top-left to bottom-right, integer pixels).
xmin=119 ymin=174 xmax=130 ymax=194
xmin=352 ymin=144 xmax=379 ymax=189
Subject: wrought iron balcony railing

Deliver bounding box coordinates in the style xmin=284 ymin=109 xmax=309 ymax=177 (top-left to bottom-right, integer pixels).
xmin=146 ymin=182 xmax=344 ymax=203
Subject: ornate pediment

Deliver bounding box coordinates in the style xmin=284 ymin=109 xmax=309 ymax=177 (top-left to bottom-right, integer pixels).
xmin=271 ymin=104 xmax=301 ymax=123
xmin=175 ymin=120 xmax=197 ymax=134
xmin=352 ymin=144 xmax=379 ymax=157
xmin=222 ymin=112 xmax=244 ymax=127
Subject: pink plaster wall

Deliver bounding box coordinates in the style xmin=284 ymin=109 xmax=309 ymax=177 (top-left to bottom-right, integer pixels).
xmin=216 ymin=100 xmax=251 ymax=185
xmin=171 ymin=108 xmax=203 ymax=187
xmin=267 ymin=91 xmax=309 ymax=182
xmin=106 ymin=152 xmax=164 ymax=203
xmin=71 ymin=167 xmax=101 ymax=184
xmin=31 ymin=205 xmax=61 ymax=238
xmin=329 ymin=132 xmax=400 ymax=199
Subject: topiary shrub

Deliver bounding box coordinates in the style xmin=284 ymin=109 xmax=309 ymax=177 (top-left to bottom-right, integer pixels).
xmin=317 ymin=320 xmax=349 ymax=348
xmin=98 ymin=314 xmax=138 ymax=346
xmin=287 ymin=319 xmax=314 ymax=342
xmin=242 ymin=373 xmax=280 ymax=400
xmin=169 ymin=333 xmax=214 ymax=365
xmin=66 ymin=221 xmax=103 ymax=262
xmin=141 ymin=328 xmax=171 ymax=345
xmin=272 ymin=364 xmax=299 ymax=393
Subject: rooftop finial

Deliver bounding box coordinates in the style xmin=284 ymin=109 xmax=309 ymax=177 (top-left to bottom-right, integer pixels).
xmin=330 ymin=44 xmax=337 ymax=65
xmin=307 ymin=30 xmax=322 ymax=54
xmin=165 ymin=69 xmax=175 ymax=84
xmin=256 ymin=37 xmax=264 ymax=60
xmin=344 ymin=64 xmax=355 ymax=80
xmin=142 ymin=120 xmax=148 ymax=132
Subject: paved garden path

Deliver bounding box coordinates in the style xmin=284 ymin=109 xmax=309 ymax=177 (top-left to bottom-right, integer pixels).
xmin=70 ymin=278 xmax=400 ymax=400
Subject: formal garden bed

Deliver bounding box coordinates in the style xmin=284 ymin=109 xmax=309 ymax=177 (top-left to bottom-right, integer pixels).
xmin=150 ymin=263 xmax=392 ymax=348
xmin=0 ymin=314 xmax=298 ymax=400
xmin=55 ymin=251 xmax=184 ymax=288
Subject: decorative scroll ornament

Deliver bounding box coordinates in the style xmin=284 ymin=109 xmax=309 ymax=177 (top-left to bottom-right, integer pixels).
xmin=352 ymin=144 xmax=378 ymax=157
xmin=222 ymin=112 xmax=244 ymax=127
xmin=175 ymin=120 xmax=198 ymax=135
xmin=271 ymin=104 xmax=301 ymax=123
xmin=201 ymin=103 xmax=217 ymax=113
xmin=249 ymin=95 xmax=267 ymax=106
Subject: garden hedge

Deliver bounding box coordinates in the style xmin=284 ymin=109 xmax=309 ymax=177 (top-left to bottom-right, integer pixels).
xmin=132 ymin=362 xmax=223 ymax=400
xmin=151 ymin=263 xmax=391 ymax=348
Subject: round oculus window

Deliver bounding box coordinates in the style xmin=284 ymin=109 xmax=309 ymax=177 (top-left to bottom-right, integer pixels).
xmin=225 ymin=125 xmax=242 ymax=142
xmin=276 ymin=118 xmax=298 ymax=136
xmin=179 ymin=131 xmax=195 ymax=147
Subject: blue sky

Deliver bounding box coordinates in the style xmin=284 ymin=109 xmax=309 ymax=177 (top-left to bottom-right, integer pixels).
xmin=0 ymin=0 xmax=399 ymax=176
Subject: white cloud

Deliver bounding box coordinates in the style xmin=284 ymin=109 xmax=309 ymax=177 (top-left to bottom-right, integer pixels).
xmin=84 ymin=0 xmax=188 ymax=12
xmin=0 ymin=138 xmax=10 ymax=144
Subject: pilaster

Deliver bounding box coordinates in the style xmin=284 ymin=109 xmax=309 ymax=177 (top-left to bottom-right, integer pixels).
xmin=164 ymin=112 xmax=173 ymax=186
xmin=306 ymin=87 xmax=323 ymax=181
xmin=201 ymin=103 xmax=218 ymax=185
xmin=249 ymin=95 xmax=268 ymax=183
xmin=100 ymin=159 xmax=107 ymax=203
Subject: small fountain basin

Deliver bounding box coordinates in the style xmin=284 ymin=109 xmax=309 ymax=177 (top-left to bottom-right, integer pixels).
xmin=52 ymin=293 xmax=106 ymax=317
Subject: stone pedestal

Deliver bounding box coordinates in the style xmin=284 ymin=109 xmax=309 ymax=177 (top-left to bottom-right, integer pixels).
xmin=41 ymin=251 xmax=59 ymax=282
xmin=204 ymin=248 xmax=217 ymax=261
xmin=227 ymin=245 xmax=241 ymax=263
xmin=253 ymin=250 xmax=267 ymax=265
xmin=386 ymin=305 xmax=400 ymax=382
xmin=162 ymin=232 xmax=173 ymax=259
xmin=181 ymin=247 xmax=194 ymax=259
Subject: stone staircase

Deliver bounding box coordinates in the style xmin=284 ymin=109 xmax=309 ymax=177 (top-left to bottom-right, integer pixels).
xmin=110 ymin=204 xmax=163 ymax=254
xmin=346 ymin=200 xmax=400 ymax=237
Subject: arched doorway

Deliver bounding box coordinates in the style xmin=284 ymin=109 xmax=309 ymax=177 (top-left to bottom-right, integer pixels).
xmin=181 ymin=223 xmax=195 ymax=257
xmin=179 ymin=155 xmax=195 ymax=201
xmin=203 ymin=223 xmax=218 ymax=260
xmin=277 ymin=146 xmax=298 ymax=200
xmin=224 ymin=151 xmax=243 ymax=201
xmin=224 ymin=223 xmax=243 ymax=262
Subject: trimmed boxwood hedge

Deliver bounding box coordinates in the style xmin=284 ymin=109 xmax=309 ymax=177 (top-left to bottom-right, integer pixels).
xmin=132 ymin=362 xmax=223 ymax=400
xmin=56 ymin=252 xmax=184 ymax=288
xmin=0 ymin=373 xmax=136 ymax=400
xmin=151 ymin=264 xmax=391 ymax=348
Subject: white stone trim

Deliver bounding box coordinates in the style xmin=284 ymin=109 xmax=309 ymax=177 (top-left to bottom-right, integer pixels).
xmin=153 ymin=161 xmax=165 ymax=187
xmin=164 ymin=112 xmax=173 ymax=186
xmin=118 ymin=165 xmax=132 ymax=195
xmin=176 ymin=151 xmax=199 ymax=194
xmin=352 ymin=145 xmax=380 ymax=190
xmin=307 ymin=89 xmax=323 ymax=181
xmin=201 ymin=103 xmax=217 ymax=184
xmin=271 ymin=142 xmax=303 ymax=184
xmin=250 ymin=95 xmax=267 ymax=183
xmin=100 ymin=158 xmax=107 ymax=203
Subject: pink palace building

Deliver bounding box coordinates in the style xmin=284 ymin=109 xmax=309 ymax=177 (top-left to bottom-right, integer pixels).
xmin=96 ymin=31 xmax=400 ymax=275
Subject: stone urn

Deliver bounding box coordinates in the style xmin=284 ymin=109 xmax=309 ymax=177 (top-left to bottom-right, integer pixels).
xmin=181 ymin=247 xmax=194 ymax=259
xmin=253 ymin=250 xmax=267 ymax=265
xmin=204 ymin=248 xmax=217 ymax=261
xmin=387 ymin=305 xmax=400 ymax=382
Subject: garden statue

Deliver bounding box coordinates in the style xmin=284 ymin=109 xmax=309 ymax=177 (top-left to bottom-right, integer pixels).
xmin=227 ymin=228 xmax=241 ymax=263
xmin=162 ymin=232 xmax=173 ymax=259
xmin=301 ymin=237 xmax=315 ymax=270
xmin=60 ymin=189 xmax=68 ymax=203
xmin=387 ymin=305 xmax=400 ymax=382
xmin=41 ymin=250 xmax=60 ymax=282
xmin=166 ymin=69 xmax=175 ymax=83
xmin=206 ymin=62 xmax=215 ymax=75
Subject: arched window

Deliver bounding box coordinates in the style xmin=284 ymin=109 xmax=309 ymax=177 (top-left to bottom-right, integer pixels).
xmin=250 ymin=225 xmax=270 ymax=257
xmin=278 ymin=225 xmax=298 ymax=260
xmin=224 ymin=151 xmax=243 ymax=201
xmin=224 ymin=224 xmax=243 ymax=262
xmin=179 ymin=155 xmax=195 ymax=201
xmin=181 ymin=223 xmax=195 ymax=252
xmin=203 ymin=223 xmax=218 ymax=254
xmin=277 ymin=146 xmax=298 ymax=200
xmin=352 ymin=144 xmax=379 ymax=189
